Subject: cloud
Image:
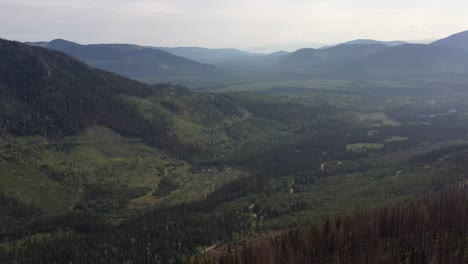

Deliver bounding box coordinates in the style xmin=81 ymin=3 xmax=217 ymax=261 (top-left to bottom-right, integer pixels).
xmin=0 ymin=0 xmax=185 ymax=14
xmin=1 ymin=0 xmax=468 ymax=51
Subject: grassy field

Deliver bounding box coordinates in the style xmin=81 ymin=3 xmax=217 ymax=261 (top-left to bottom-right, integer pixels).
xmin=353 ymin=112 xmax=400 ymax=127
xmin=0 ymin=161 xmax=78 ymax=212
xmin=346 ymin=143 xmax=385 ymax=153
xmin=130 ymin=166 xmax=247 ymax=208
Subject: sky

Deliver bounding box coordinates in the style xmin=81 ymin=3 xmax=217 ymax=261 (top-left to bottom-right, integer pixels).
xmin=1 ymin=0 xmax=468 ymax=52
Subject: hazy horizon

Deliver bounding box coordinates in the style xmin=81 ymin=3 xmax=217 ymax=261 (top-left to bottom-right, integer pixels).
xmin=1 ymin=0 xmax=467 ymax=52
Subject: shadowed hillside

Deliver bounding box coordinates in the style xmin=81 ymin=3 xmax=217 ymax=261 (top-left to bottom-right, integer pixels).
xmin=0 ymin=38 xmax=190 ymax=154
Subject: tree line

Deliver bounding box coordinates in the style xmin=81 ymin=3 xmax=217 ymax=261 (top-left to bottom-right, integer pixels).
xmin=199 ymin=188 xmax=468 ymax=264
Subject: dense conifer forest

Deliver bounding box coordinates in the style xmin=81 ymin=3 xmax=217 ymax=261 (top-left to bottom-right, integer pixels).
xmin=1 ymin=35 xmax=468 ymax=264
xmin=198 ymin=188 xmax=468 ymax=264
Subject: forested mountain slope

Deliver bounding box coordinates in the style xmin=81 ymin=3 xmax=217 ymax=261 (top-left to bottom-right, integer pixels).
xmin=0 ymin=39 xmax=336 ymax=215
xmin=0 ymin=38 xmax=191 ymax=153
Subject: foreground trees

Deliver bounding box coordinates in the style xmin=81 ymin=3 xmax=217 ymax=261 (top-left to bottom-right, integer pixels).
xmin=200 ymin=188 xmax=468 ymax=264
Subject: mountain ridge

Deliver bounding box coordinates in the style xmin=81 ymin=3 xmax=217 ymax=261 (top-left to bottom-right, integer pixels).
xmin=278 ymin=43 xmax=389 ymax=74
xmin=0 ymin=38 xmax=191 ymax=153
xmin=431 ymin=30 xmax=468 ymax=52
xmin=342 ymin=39 xmax=407 ymax=46
xmin=334 ymin=43 xmax=468 ymax=79
xmin=27 ymin=39 xmax=216 ymax=80
xmin=154 ymin=46 xmax=264 ymax=64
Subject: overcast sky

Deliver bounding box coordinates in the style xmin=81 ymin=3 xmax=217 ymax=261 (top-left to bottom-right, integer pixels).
xmin=1 ymin=0 xmax=468 ymax=52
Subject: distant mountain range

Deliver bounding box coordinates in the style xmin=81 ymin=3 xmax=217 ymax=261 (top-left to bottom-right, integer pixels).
xmin=154 ymin=47 xmax=263 ymax=64
xmin=331 ymin=31 xmax=468 ymax=79
xmin=155 ymin=47 xmax=290 ymax=72
xmin=319 ymin=39 xmax=407 ymax=49
xmin=431 ymin=30 xmax=468 ymax=52
xmin=278 ymin=44 xmax=389 ymax=74
xmin=340 ymin=39 xmax=407 ymax=47
xmin=24 ymin=30 xmax=468 ymax=83
xmin=27 ymin=39 xmax=216 ymax=80
xmin=278 ymin=31 xmax=468 ymax=79
xmin=336 ymin=44 xmax=468 ymax=79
